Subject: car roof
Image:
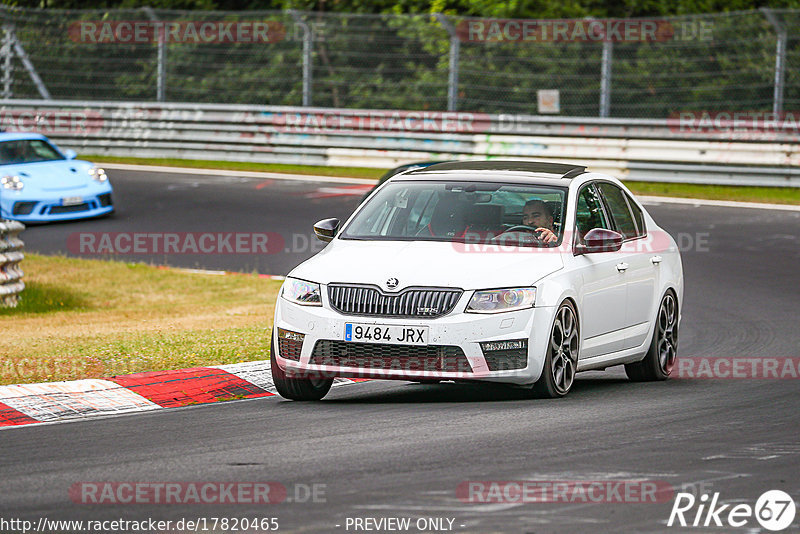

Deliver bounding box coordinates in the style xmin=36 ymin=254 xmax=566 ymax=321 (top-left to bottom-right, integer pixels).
xmin=378 ymin=161 xmax=448 ymax=181
xmin=397 ymin=160 xmax=587 ymax=185
xmin=0 ymin=132 xmax=49 ymax=142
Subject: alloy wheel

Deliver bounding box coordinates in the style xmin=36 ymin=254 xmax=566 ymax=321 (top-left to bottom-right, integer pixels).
xmin=550 ymin=304 xmax=579 ymax=394
xmin=657 ymin=293 xmax=678 ymax=374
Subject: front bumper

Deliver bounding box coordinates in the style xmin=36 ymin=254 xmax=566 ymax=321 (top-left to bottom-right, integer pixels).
xmin=273 ymin=294 xmax=557 ymax=386
xmin=1 ymin=188 xmax=114 ymax=222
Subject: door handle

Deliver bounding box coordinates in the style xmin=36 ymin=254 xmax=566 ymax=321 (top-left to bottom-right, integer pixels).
xmin=616 ymin=262 xmax=629 ymax=272
xmin=650 ymin=255 xmax=663 ymax=265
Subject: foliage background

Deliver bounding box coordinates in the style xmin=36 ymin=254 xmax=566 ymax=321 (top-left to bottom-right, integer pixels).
xmin=1 ymin=1 xmax=797 ymax=117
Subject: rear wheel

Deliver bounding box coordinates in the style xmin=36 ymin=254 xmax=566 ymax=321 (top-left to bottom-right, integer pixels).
xmin=270 ymin=337 xmax=333 ymax=400
xmin=625 ymin=290 xmax=678 ymax=382
xmin=532 ymin=301 xmax=579 ymax=398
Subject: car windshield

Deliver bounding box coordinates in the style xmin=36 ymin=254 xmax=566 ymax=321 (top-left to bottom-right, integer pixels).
xmin=342 ymin=180 xmax=567 ymax=247
xmin=0 ymin=139 xmax=64 ymax=165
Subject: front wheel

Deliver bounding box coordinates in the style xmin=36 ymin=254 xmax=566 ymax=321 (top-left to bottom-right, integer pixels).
xmin=532 ymin=300 xmax=579 ymax=398
xmin=625 ymin=290 xmax=678 ymax=382
xmin=270 ymin=337 xmax=333 ymax=400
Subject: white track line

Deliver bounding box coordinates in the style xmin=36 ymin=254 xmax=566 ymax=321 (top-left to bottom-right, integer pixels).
xmin=103 ymin=163 xmax=800 ymax=212
xmin=101 ymin=163 xmax=378 ymax=185
xmin=639 ymin=195 xmax=800 ymax=212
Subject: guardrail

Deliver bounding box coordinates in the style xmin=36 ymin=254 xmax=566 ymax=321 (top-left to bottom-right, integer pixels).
xmin=0 ymin=220 xmax=24 ymax=308
xmin=1 ymin=99 xmax=799 ymax=187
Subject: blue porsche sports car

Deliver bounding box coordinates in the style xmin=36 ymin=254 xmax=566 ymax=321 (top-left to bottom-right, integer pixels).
xmin=0 ymin=132 xmax=113 ymax=222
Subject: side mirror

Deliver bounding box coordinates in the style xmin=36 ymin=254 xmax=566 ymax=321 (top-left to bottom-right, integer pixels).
xmin=63 ymin=149 xmax=77 ymax=160
xmin=313 ymin=218 xmax=340 ymax=242
xmin=575 ymin=228 xmax=623 ymax=255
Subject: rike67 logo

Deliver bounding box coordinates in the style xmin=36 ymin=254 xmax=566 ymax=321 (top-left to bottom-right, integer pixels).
xmin=668 ymin=489 xmax=796 ymax=531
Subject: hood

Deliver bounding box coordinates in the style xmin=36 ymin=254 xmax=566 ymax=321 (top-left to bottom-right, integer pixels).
xmin=290 ymin=239 xmax=564 ymax=291
xmin=1 ymin=160 xmax=94 ymax=192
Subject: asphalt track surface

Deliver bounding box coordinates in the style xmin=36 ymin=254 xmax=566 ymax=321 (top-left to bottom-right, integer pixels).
xmin=4 ymin=168 xmax=800 ymax=533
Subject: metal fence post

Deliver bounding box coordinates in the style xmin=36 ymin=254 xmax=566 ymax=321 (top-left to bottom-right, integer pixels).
xmin=599 ymin=40 xmax=613 ymax=118
xmin=1 ymin=25 xmax=12 ymax=99
xmin=288 ymin=10 xmax=313 ymax=107
xmin=434 ymin=13 xmax=459 ymax=112
xmin=5 ymin=25 xmax=50 ymax=99
xmin=143 ymin=7 xmax=166 ymax=102
xmin=761 ymin=8 xmax=786 ymax=116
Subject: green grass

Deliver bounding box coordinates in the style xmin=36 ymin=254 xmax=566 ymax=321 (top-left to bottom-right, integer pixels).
xmin=0 ymin=253 xmax=280 ymax=385
xmin=624 ymin=181 xmax=800 ymax=205
xmin=0 ymin=281 xmax=89 ymax=315
xmin=85 ymin=155 xmax=385 ymax=180
xmin=56 ymin=325 xmax=272 ymax=379
xmin=86 ymin=154 xmax=799 ymax=205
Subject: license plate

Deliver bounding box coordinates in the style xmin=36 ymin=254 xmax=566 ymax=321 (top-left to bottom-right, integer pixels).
xmin=344 ymin=323 xmax=428 ymax=345
xmin=61 ymin=196 xmax=83 ymax=206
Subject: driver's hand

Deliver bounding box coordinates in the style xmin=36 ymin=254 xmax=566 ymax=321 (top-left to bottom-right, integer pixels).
xmin=535 ymin=228 xmax=557 ymax=243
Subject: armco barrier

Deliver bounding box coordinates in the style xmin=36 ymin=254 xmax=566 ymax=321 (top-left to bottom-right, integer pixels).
xmin=1 ymin=99 xmax=799 ymax=187
xmin=0 ymin=220 xmax=24 ymax=307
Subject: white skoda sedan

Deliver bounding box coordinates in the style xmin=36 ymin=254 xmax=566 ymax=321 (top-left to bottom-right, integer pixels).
xmin=271 ymin=161 xmax=683 ymax=400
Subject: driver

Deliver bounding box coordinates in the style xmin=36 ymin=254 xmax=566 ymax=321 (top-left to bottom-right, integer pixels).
xmin=522 ymin=199 xmax=558 ymax=244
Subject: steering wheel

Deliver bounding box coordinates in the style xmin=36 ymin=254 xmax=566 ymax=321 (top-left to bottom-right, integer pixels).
xmin=492 ymin=225 xmax=542 ymax=244
xmin=502 ymin=225 xmax=542 ymax=235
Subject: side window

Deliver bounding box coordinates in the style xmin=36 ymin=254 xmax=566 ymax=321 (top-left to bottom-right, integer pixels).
xmin=575 ymin=184 xmax=610 ymax=240
xmin=597 ymin=183 xmax=637 ymax=240
xmin=31 ymin=141 xmax=61 ymax=160
xmin=626 ymin=193 xmax=646 ymax=237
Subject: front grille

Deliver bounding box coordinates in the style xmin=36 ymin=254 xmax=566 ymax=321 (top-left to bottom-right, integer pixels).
xmin=12 ymin=201 xmax=36 ymax=215
xmin=98 ymin=193 xmax=113 ymax=207
xmin=311 ymin=340 xmax=472 ymax=373
xmin=328 ymin=284 xmax=462 ymax=318
xmin=49 ymin=203 xmax=90 ymax=214
xmin=483 ymin=349 xmax=528 ymax=371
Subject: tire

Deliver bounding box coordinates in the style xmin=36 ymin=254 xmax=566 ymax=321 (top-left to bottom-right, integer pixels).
xmin=625 ymin=290 xmax=678 ymax=382
xmin=532 ymin=300 xmax=579 ymax=398
xmin=270 ymin=337 xmax=333 ymax=401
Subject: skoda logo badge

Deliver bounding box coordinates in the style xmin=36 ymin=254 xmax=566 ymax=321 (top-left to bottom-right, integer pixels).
xmin=386 ymin=277 xmax=399 ymax=290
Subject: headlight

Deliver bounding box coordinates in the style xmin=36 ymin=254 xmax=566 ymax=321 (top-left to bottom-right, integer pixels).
xmin=466 ymin=287 xmax=536 ymax=314
xmin=88 ymin=166 xmax=107 ymax=182
xmin=1 ymin=175 xmax=23 ymax=190
xmin=281 ymin=277 xmax=322 ymax=306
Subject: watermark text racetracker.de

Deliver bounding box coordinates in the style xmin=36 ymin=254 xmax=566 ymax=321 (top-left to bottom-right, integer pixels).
xmin=68 ymin=230 xmax=708 ymax=256
xmin=458 ymin=480 xmax=675 ymax=503
xmin=670 ymin=111 xmax=800 ymax=135
xmin=1 ymin=357 xmax=103 ymax=382
xmin=69 ymin=20 xmax=286 ymax=44
xmin=0 ymin=516 xmax=279 ymax=533
xmin=69 ymin=481 xmax=325 ymax=505
xmin=67 ymin=232 xmax=326 ymax=255
xmin=452 ymin=229 xmax=710 ymax=254
xmin=677 ymin=357 xmax=800 ymax=379
xmin=456 ymin=18 xmax=712 ymax=43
